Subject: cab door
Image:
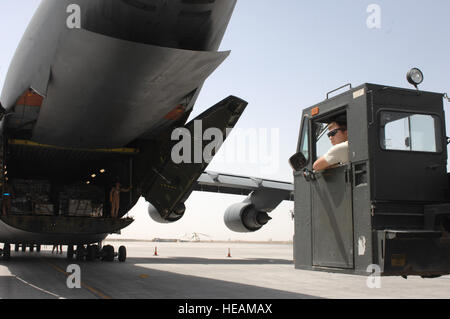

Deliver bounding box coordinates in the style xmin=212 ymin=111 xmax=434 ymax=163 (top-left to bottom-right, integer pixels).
xmin=293 ymin=116 xmax=314 ymax=268
xmin=310 ymin=119 xmax=354 ymax=269
xmin=311 ymin=165 xmax=354 ymax=269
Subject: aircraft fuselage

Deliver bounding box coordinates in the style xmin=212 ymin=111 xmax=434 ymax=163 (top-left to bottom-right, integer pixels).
xmin=0 ymin=0 xmax=238 ymax=246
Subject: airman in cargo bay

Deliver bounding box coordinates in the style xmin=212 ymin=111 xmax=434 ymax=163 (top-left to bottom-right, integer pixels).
xmin=313 ymin=121 xmax=349 ymax=171
xmin=110 ymin=182 xmax=132 ymax=218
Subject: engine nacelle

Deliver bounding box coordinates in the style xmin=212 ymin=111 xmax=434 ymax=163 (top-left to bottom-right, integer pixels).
xmin=224 ymin=202 xmax=272 ymax=233
xmin=148 ymin=202 xmax=186 ymax=224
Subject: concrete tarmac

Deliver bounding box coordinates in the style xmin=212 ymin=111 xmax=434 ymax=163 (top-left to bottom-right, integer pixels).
xmin=0 ymin=241 xmax=449 ymax=299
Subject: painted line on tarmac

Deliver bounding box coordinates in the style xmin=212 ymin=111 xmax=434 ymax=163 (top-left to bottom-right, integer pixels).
xmin=1 ymin=260 xmax=63 ymax=298
xmin=42 ymin=259 xmax=112 ymax=299
xmin=14 ymin=275 xmax=65 ymax=299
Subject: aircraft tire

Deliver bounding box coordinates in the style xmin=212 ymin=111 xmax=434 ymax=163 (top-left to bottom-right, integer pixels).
xmin=76 ymin=245 xmax=85 ymax=261
xmin=3 ymin=243 xmax=10 ymax=260
xmin=21 ymin=244 xmax=26 ymax=252
xmin=93 ymin=245 xmax=100 ymax=254
xmin=14 ymin=244 xmax=19 ymax=252
xmin=118 ymin=246 xmax=126 ymax=262
xmin=102 ymin=245 xmax=114 ymax=262
xmin=67 ymin=245 xmax=74 ymax=260
xmin=86 ymin=245 xmax=97 ymax=261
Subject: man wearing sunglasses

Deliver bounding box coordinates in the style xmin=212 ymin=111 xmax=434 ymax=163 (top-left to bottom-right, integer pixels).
xmin=313 ymin=121 xmax=349 ymax=171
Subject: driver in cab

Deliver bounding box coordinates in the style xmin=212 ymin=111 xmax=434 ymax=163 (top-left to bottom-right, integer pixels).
xmin=313 ymin=121 xmax=349 ymax=171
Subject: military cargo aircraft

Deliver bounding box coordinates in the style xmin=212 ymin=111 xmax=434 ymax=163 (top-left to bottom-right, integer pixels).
xmin=0 ymin=0 xmax=292 ymax=261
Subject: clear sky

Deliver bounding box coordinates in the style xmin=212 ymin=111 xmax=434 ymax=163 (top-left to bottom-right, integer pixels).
xmin=1 ymin=1 xmax=450 ymax=241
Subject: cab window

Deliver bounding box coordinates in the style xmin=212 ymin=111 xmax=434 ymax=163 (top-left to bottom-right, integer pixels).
xmin=380 ymin=111 xmax=441 ymax=153
xmin=315 ymin=122 xmax=332 ymax=159
xmin=298 ymin=117 xmax=310 ymax=162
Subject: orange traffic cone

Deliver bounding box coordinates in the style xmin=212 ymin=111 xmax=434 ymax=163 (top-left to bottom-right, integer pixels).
xmin=227 ymin=248 xmax=231 ymax=258
xmin=154 ymin=246 xmax=158 ymax=256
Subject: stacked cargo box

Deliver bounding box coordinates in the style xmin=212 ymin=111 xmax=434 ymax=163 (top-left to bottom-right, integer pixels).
xmin=59 ymin=184 xmax=104 ymax=217
xmin=11 ymin=179 xmax=53 ymax=215
xmin=10 ymin=196 xmax=32 ymax=215
xmin=9 ymin=180 xmax=105 ymax=217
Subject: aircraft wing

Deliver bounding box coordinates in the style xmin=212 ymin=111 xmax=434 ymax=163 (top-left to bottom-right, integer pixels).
xmin=195 ymin=171 xmax=293 ymax=214
xmin=195 ymin=171 xmax=293 ymax=199
xmin=193 ymin=171 xmax=293 ymax=233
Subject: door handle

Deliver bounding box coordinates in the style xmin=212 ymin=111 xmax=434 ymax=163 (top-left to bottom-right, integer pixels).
xmin=302 ymin=169 xmax=317 ymax=182
xmin=426 ymin=164 xmax=440 ymax=171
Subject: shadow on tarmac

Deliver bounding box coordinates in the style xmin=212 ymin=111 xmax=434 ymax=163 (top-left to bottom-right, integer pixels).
xmin=125 ymin=257 xmax=293 ymax=265
xmin=0 ymin=252 xmax=318 ymax=299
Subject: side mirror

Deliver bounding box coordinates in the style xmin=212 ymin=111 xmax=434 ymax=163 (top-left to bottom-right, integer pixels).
xmin=289 ymin=152 xmax=307 ymax=172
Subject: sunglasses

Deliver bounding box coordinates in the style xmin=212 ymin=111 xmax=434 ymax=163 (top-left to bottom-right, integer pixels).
xmin=327 ymin=128 xmax=346 ymax=138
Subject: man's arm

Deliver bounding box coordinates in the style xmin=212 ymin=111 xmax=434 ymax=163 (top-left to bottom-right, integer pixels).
xmin=120 ymin=186 xmax=132 ymax=192
xmin=313 ymin=142 xmax=348 ymax=171
xmin=313 ymin=157 xmax=331 ymax=171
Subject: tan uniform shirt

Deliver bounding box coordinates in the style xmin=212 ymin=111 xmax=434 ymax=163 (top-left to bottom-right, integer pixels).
xmin=323 ymin=141 xmax=349 ymax=166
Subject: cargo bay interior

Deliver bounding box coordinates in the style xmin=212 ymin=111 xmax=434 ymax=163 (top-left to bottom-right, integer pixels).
xmin=2 ymin=89 xmax=136 ymax=219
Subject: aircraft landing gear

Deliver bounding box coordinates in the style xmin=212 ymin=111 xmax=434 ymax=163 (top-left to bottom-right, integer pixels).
xmin=1 ymin=243 xmax=11 ymax=260
xmin=76 ymin=245 xmax=85 ymax=261
xmin=67 ymin=245 xmax=74 ymax=260
xmin=86 ymin=245 xmax=99 ymax=261
xmin=0 ymin=243 xmax=44 ymax=259
xmin=101 ymin=245 xmax=126 ymax=262
xmin=118 ymin=246 xmax=126 ymax=262
xmin=66 ymin=244 xmax=127 ymax=262
xmin=101 ymin=245 xmax=114 ymax=262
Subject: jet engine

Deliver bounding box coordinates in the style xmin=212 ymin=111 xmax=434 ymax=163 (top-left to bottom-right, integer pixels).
xmin=148 ymin=202 xmax=186 ymax=224
xmin=223 ymin=202 xmax=271 ymax=233
xmin=223 ymin=189 xmax=289 ymax=233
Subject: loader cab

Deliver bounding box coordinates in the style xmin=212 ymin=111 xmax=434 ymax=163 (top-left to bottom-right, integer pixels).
xmin=292 ymin=80 xmax=450 ymax=277
xmin=292 ymin=92 xmax=355 ymax=270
